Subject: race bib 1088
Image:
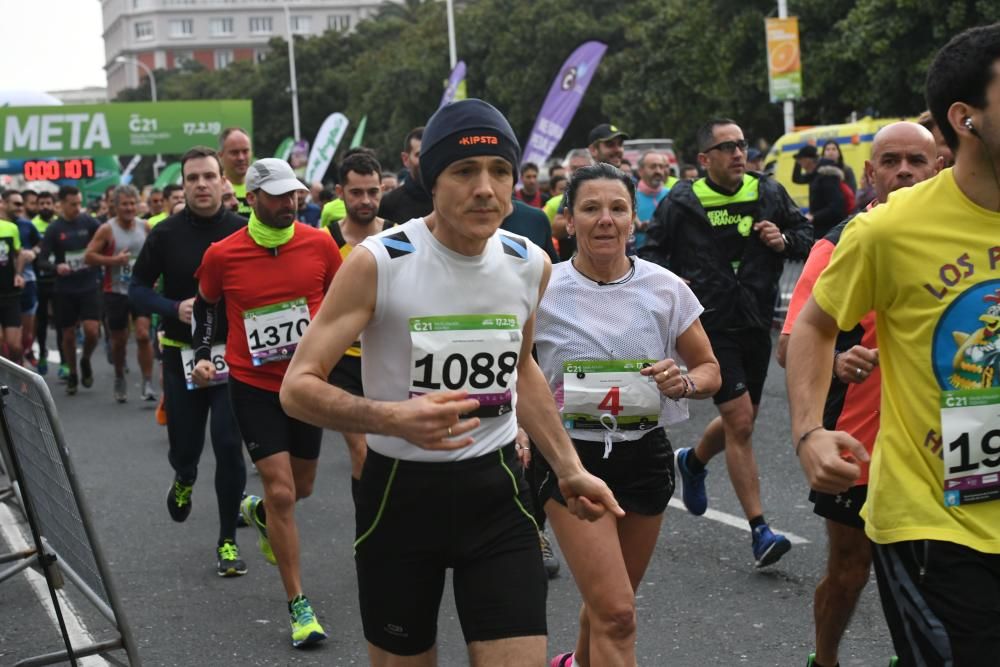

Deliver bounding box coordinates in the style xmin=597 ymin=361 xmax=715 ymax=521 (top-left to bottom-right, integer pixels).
xmin=409 ymin=314 xmax=521 ymax=419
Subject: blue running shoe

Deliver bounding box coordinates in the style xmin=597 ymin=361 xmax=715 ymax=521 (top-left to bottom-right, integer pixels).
xmin=752 ymin=524 xmax=791 ymax=568
xmin=57 ymin=363 xmax=70 ymax=381
xmin=675 ymin=447 xmax=708 ymax=515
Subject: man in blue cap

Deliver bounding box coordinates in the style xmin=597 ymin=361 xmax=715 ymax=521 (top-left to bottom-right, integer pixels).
xmin=281 ymin=98 xmax=622 ymax=665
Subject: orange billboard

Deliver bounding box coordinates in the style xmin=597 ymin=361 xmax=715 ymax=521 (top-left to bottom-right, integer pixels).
xmin=766 ymin=17 xmax=803 ymax=103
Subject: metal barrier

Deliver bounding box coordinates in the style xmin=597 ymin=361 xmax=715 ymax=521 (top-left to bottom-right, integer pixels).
xmin=0 ymin=357 xmax=140 ymax=666
xmin=774 ymin=259 xmax=805 ymax=329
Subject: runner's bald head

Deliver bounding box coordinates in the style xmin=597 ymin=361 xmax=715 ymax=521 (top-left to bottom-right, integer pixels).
xmin=866 ymin=122 xmax=941 ymax=204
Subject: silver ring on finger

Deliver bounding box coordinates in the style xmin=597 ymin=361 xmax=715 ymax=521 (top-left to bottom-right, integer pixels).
xmin=447 ymin=426 xmax=453 ymax=437
xmin=856 ymin=367 xmax=863 ymax=378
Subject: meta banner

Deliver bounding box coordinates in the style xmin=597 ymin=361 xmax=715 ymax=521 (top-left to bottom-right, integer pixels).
xmin=521 ymin=41 xmax=607 ymax=168
xmin=0 ymin=100 xmax=253 ymax=159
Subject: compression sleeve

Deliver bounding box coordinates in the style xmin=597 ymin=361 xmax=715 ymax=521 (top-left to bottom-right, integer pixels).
xmin=191 ymin=293 xmax=217 ymax=362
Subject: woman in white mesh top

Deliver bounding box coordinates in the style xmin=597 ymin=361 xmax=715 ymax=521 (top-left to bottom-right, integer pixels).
xmin=533 ymin=163 xmax=720 ymax=667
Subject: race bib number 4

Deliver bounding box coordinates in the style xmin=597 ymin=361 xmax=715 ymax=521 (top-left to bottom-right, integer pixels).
xmin=562 ymin=360 xmax=661 ymax=431
xmin=941 ymin=388 xmax=1000 ymax=507
xmin=243 ymin=297 xmax=311 ymax=366
xmin=181 ymin=344 xmax=229 ymax=390
xmin=409 ymin=314 xmax=521 ymax=419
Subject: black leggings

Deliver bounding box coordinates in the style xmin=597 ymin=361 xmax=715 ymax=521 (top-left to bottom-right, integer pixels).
xmin=162 ymin=347 xmax=246 ymax=542
xmin=35 ymin=282 xmax=62 ymax=362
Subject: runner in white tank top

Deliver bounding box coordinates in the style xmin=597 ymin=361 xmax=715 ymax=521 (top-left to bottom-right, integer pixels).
xmin=280 ymin=99 xmax=622 ymax=665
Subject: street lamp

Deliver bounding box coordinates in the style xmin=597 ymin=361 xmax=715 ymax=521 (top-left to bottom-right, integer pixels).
xmin=283 ymin=4 xmax=302 ymax=142
xmin=115 ymin=56 xmax=166 ymax=178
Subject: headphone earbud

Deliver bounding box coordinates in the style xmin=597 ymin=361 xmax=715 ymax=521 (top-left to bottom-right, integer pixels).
xmin=965 ymin=117 xmax=976 ymax=131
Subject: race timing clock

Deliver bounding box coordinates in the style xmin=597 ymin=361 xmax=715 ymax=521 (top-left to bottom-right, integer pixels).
xmin=21 ymin=158 xmax=96 ymax=181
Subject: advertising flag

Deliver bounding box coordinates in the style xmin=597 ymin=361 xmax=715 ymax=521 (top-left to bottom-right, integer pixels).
xmin=305 ymin=113 xmax=349 ymax=184
xmin=350 ymin=116 xmax=368 ymax=149
xmin=765 ymin=17 xmax=803 ymax=103
xmin=521 ymin=41 xmax=608 ymax=168
xmin=439 ymin=61 xmax=467 ymax=109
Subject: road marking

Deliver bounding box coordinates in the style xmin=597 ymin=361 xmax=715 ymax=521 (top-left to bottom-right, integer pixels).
xmin=668 ymin=498 xmax=810 ymax=544
xmin=0 ymin=503 xmax=109 ymax=666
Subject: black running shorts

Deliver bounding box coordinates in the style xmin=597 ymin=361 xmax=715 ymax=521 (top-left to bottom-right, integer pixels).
xmin=354 ymin=443 xmax=547 ymax=656
xmin=872 ymin=539 xmax=1000 ymax=666
xmin=328 ymin=354 xmax=363 ymax=396
xmin=535 ymin=427 xmax=675 ymax=516
xmin=809 ymin=484 xmax=867 ymax=530
xmin=0 ymin=296 xmax=20 ymax=328
xmin=707 ymin=327 xmax=772 ymax=405
xmin=227 ymin=375 xmax=322 ymax=463
xmin=54 ymin=289 xmax=101 ymax=328
xmin=103 ymin=292 xmax=149 ymax=331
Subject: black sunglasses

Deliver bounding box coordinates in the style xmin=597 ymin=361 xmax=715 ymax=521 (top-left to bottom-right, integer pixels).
xmin=704 ymin=139 xmax=748 ymax=154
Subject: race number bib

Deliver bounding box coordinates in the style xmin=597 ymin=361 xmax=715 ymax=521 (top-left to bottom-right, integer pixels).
xmin=562 ymin=360 xmax=661 ymax=431
xmin=180 ymin=344 xmax=229 ymax=390
xmin=65 ymin=249 xmax=87 ymax=272
xmin=409 ymin=314 xmax=520 ymax=419
xmin=120 ymin=257 xmax=136 ymax=284
xmin=243 ymin=297 xmax=311 ymax=366
xmin=941 ymin=388 xmax=1000 ymax=507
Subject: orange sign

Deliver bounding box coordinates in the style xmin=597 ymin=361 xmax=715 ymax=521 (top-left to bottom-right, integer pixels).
xmin=766 ymin=17 xmax=803 ymax=102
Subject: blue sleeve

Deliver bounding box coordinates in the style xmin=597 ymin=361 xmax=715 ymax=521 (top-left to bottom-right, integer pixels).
xmin=129 ymin=283 xmax=179 ymax=319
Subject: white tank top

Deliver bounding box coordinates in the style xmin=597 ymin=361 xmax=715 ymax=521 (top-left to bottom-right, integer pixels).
xmin=535 ymin=258 xmax=704 ymax=442
xmin=358 ymin=218 xmax=545 ymax=461
xmin=107 ymin=218 xmax=147 ymax=295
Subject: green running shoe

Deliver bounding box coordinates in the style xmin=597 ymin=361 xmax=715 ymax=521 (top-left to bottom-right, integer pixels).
xmin=167 ymin=478 xmax=193 ymax=522
xmin=240 ymin=495 xmax=276 ymax=565
xmin=288 ymin=595 xmax=327 ymax=648
xmin=216 ymin=539 xmax=247 ymax=577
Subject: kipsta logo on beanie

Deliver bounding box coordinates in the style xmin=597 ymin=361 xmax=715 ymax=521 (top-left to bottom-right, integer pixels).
xmin=458 ymin=134 xmax=499 ymax=146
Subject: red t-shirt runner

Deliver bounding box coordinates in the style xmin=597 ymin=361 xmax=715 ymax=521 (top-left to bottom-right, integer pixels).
xmin=196 ymin=223 xmax=342 ymax=392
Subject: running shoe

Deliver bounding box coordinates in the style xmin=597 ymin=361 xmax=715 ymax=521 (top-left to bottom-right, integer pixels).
xmin=114 ymin=376 xmax=127 ymax=403
xmin=550 ymin=652 xmax=574 ymax=667
xmin=80 ymin=358 xmax=93 ymax=388
xmin=216 ymin=539 xmax=247 ymax=577
xmin=167 ymin=477 xmax=194 ymax=522
xmin=57 ymin=363 xmax=70 ymax=381
xmin=236 ymin=493 xmax=249 ymax=528
xmin=888 ymin=658 xmax=899 ymax=666
xmin=140 ymin=380 xmax=157 ymax=402
xmin=675 ymin=447 xmax=708 ymax=516
xmin=156 ymin=395 xmax=167 ymax=426
xmin=241 ymin=495 xmax=276 ymax=565
xmin=751 ymin=523 xmax=791 ymax=568
xmin=66 ymin=374 xmax=78 ymax=396
xmin=806 ymin=653 xmax=815 ymax=666
xmin=37 ymin=358 xmax=48 ymax=375
xmin=288 ymin=594 xmax=327 ymax=648
xmin=539 ymin=530 xmax=560 ymax=578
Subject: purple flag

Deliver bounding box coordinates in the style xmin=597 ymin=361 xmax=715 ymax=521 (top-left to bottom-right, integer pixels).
xmin=521 ymin=41 xmax=608 ymax=167
xmin=439 ymin=61 xmax=467 ymax=109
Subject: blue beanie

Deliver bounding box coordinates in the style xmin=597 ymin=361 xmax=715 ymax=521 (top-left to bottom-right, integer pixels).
xmin=419 ymin=99 xmax=521 ymax=193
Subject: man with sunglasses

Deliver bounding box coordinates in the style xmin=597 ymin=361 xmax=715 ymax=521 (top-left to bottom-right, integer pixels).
xmin=641 ymin=118 xmax=812 ymax=567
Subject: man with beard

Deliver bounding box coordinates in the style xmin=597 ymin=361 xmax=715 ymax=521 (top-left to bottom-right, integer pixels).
xmin=327 ymin=151 xmax=387 ymax=494
xmin=377 ymin=126 xmax=432 ymax=223
xmin=191 ymin=158 xmax=341 ymax=647
xmin=221 ymin=179 xmax=242 ymax=215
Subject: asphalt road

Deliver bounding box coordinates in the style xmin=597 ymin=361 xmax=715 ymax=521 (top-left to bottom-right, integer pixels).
xmin=0 ymin=336 xmax=895 ymax=666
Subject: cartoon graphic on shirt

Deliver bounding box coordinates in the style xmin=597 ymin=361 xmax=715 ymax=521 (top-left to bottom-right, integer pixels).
xmin=933 ymin=282 xmax=1000 ymax=390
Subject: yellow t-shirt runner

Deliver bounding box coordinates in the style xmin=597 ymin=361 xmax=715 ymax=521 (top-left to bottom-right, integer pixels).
xmin=814 ymin=168 xmax=1000 ymax=554
xmin=320 ymin=199 xmax=346 ymax=228
xmin=232 ymin=182 xmax=253 ymax=217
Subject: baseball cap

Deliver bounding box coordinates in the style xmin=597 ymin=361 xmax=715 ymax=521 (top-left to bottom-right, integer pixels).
xmin=747 ymin=148 xmax=764 ymax=162
xmin=588 ymin=123 xmax=630 ymax=145
xmin=246 ymin=158 xmax=308 ymax=195
xmin=794 ymin=145 xmax=819 ymax=159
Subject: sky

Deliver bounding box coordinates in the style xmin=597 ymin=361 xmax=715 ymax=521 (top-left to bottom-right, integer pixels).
xmin=1 ymin=0 xmax=107 ymax=92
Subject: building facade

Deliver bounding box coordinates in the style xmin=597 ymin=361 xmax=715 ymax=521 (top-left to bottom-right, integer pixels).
xmin=102 ymin=0 xmax=388 ymax=97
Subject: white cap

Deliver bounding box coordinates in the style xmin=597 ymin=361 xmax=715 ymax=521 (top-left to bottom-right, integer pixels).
xmin=245 ymin=158 xmax=308 ymax=196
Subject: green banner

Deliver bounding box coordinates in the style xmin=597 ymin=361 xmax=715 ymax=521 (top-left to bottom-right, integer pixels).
xmin=0 ymin=100 xmax=253 ymax=159
xmin=349 ymin=116 xmax=367 ymax=149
